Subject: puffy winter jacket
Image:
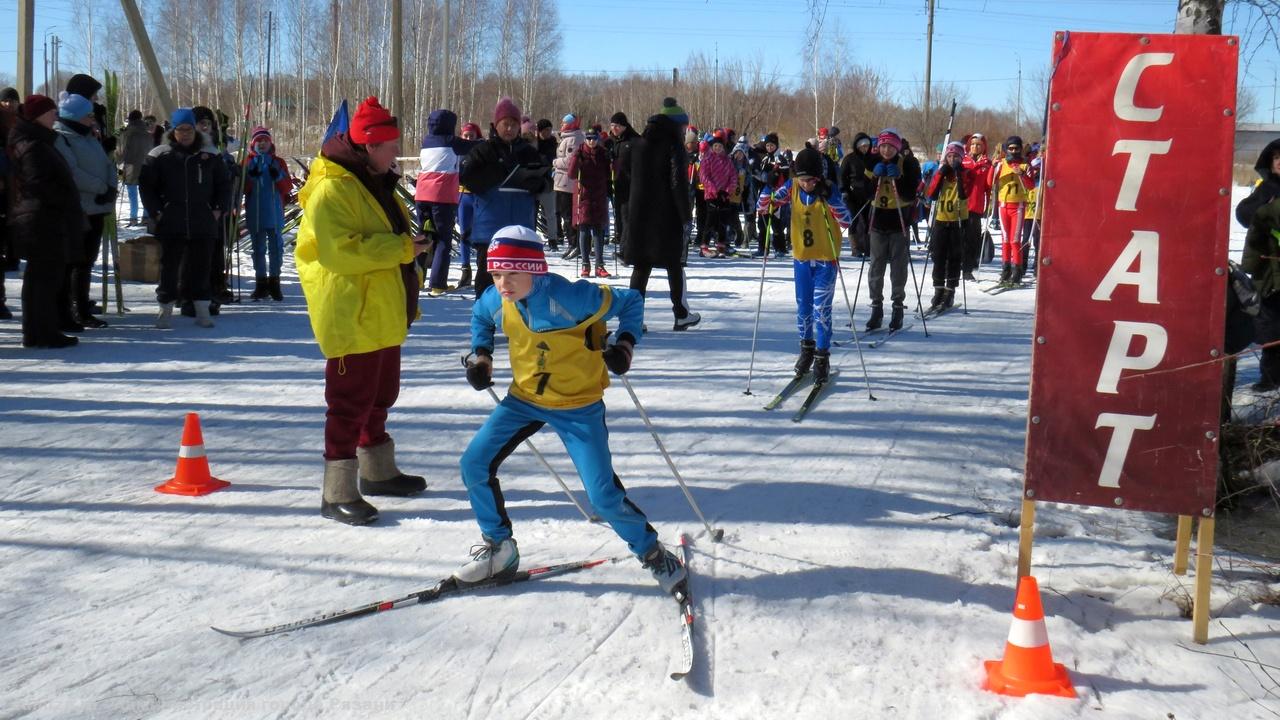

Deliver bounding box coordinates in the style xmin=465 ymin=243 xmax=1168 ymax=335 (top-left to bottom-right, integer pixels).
xmin=1237 ymin=138 xmax=1280 ymax=228
xmin=566 ymin=142 xmax=610 ymax=227
xmin=139 ymin=131 xmax=230 ymax=240
xmin=415 ymin=109 xmax=476 ymax=204
xmin=119 ymin=119 xmax=153 ymax=184
xmin=54 ymin=119 xmax=117 ymax=215
xmin=553 ymin=129 xmax=585 ymax=193
xmin=295 ymin=155 xmax=416 ymax=359
xmin=6 ymin=117 xmax=86 ymax=262
xmin=243 ymin=149 xmax=292 ymax=233
xmin=459 ymin=135 xmax=547 ymax=247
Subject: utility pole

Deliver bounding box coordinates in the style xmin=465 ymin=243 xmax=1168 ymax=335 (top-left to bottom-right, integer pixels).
xmin=672 ymin=68 xmax=679 ymax=93
xmin=1016 ymin=56 xmax=1023 ymax=129
xmin=17 ymin=0 xmax=34 ymax=96
xmin=51 ymin=36 xmax=60 ymax=91
xmin=391 ymin=0 xmax=403 ymax=152
xmin=1273 ymin=67 xmax=1277 ymax=124
xmin=924 ymin=0 xmax=935 ymax=139
xmin=713 ymin=43 xmax=719 ymax=127
xmin=265 ymin=10 xmax=273 ymax=125
xmin=119 ymin=0 xmax=176 ymax=115
xmin=442 ymin=0 xmax=451 ymax=110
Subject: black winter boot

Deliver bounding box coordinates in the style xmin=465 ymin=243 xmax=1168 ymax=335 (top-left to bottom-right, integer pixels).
xmin=889 ymin=305 xmax=904 ymax=331
xmin=268 ymin=276 xmax=283 ymax=301
xmin=457 ymin=264 xmax=473 ymax=289
xmin=812 ymin=349 xmax=831 ymax=384
xmin=320 ymin=458 xmax=379 ymax=526
xmin=794 ymin=339 xmax=816 ymax=376
xmin=941 ymin=288 xmax=955 ymax=309
xmin=866 ymin=304 xmax=884 ymax=331
xmin=251 ymin=276 xmax=270 ymax=300
xmin=929 ymin=287 xmax=946 ymax=309
xmin=999 ymin=263 xmax=1012 ymax=283
xmin=1012 ymin=264 xmax=1026 ymax=284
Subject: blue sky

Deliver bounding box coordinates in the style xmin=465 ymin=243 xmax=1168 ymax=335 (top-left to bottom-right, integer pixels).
xmin=1 ymin=0 xmax=1277 ymax=121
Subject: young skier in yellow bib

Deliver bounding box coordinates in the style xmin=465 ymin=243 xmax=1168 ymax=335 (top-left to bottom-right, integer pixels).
xmin=924 ymin=141 xmax=969 ymax=311
xmin=761 ymin=147 xmax=853 ymax=384
xmin=457 ymin=225 xmax=687 ymax=596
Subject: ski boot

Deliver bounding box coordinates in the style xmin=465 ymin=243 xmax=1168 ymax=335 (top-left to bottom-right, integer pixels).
xmin=812 ymin=349 xmax=831 ymax=384
xmin=320 ymin=458 xmax=379 ymax=526
xmin=794 ymin=339 xmax=816 ymax=376
xmin=454 ymin=537 xmax=519 ymax=585
xmin=929 ymin=287 xmax=946 ymax=311
xmin=595 ymin=266 xmax=612 ymax=278
xmin=941 ymin=288 xmax=955 ymax=309
xmin=889 ymin=305 xmax=904 ymax=331
xmin=193 ymin=300 xmax=215 ymax=328
xmin=640 ymin=541 xmax=688 ymax=598
xmin=562 ymin=245 xmax=579 ymax=260
xmin=456 ymin=264 xmax=473 ymax=290
xmin=251 ymin=276 xmax=270 ymax=300
xmin=357 ymin=438 xmax=427 ymax=496
xmin=865 ymin=304 xmax=883 ymax=331
xmin=1011 ymin=264 xmax=1026 ymax=285
xmin=998 ymin=263 xmax=1013 ymax=285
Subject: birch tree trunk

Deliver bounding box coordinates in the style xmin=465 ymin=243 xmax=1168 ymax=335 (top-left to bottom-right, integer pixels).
xmin=1174 ymin=0 xmax=1225 ymax=34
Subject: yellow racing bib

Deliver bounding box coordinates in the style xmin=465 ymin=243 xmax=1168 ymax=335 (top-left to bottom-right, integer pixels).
xmin=791 ymin=184 xmax=842 ymax=261
xmin=503 ymin=286 xmax=612 ymax=409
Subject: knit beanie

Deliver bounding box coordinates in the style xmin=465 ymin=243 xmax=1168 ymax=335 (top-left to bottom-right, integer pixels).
xmin=818 ymin=127 xmax=829 ymax=139
xmin=493 ymin=97 xmax=521 ymax=125
xmin=793 ymin=147 xmax=824 ymax=179
xmin=486 ymin=225 xmax=547 ymax=275
xmin=20 ymin=94 xmax=55 ymax=121
xmin=764 ymin=132 xmax=780 ymax=147
xmin=876 ymin=130 xmax=902 ymax=152
xmin=609 ymin=111 xmax=629 ymax=126
xmin=945 ymin=141 xmax=965 ymax=157
xmin=170 ymin=107 xmax=197 ymax=129
xmin=1005 ymin=135 xmax=1024 ymax=150
xmin=251 ymin=126 xmax=272 ymax=143
xmin=461 ymin=122 xmax=482 ymax=137
xmin=350 ymin=96 xmax=400 ymax=145
xmin=684 ymin=128 xmax=698 ymax=145
xmin=65 ymin=73 xmax=102 ymax=100
xmin=561 ymin=114 xmax=580 ymax=132
xmin=536 ymin=118 xmax=552 ymax=131
xmin=57 ymin=93 xmax=93 ymax=121
xmin=0 ymin=87 xmax=19 ymax=103
xmin=659 ymin=97 xmax=689 ymax=126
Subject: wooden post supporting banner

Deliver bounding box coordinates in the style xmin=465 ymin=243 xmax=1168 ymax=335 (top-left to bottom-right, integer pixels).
xmin=1017 ymin=498 xmax=1036 ymax=579
xmin=1192 ymin=516 xmax=1215 ymax=644
xmin=1173 ymin=514 xmax=1193 ymax=575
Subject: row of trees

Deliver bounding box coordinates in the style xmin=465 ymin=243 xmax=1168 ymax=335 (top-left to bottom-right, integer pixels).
xmin=45 ymin=0 xmax=1047 ymax=158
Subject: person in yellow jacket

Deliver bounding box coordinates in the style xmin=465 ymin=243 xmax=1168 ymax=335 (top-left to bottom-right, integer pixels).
xmin=296 ymin=97 xmax=432 ymax=526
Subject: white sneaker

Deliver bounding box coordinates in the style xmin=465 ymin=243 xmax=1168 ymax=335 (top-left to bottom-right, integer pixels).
xmin=641 ymin=541 xmax=687 ymax=597
xmin=453 ymin=538 xmax=519 ymax=585
xmin=193 ymin=300 xmax=215 ymax=328
xmin=673 ymin=311 xmax=701 ymax=332
xmin=155 ymin=302 xmax=174 ymax=329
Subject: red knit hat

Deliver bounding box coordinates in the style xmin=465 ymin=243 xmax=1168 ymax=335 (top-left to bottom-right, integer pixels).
xmin=493 ymin=97 xmax=520 ymax=125
xmin=350 ymin=96 xmax=400 ymax=145
xmin=877 ymin=130 xmax=902 ymax=152
xmin=20 ymin=94 xmax=55 ymax=121
xmin=486 ymin=225 xmax=547 ymax=275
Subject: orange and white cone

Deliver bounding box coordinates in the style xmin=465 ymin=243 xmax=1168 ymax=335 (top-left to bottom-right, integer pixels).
xmin=155 ymin=413 xmax=231 ymax=496
xmin=983 ymin=575 xmax=1076 ymax=698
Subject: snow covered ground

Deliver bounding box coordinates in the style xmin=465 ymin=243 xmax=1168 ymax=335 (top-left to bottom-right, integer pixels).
xmin=1 ymin=192 xmax=1278 ymax=719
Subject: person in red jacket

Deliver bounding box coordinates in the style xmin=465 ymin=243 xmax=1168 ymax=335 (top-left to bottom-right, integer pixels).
xmin=565 ymin=127 xmax=612 ymax=277
xmin=988 ymin=135 xmax=1036 ymax=285
xmin=960 ymin=133 xmax=992 ymax=281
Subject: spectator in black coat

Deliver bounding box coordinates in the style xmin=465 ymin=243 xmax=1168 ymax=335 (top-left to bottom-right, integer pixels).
xmin=140 ymin=108 xmax=230 ymax=329
xmin=608 ymin=111 xmax=641 ymax=245
xmin=617 ymin=102 xmax=700 ymax=331
xmin=8 ymin=95 xmax=86 ymax=348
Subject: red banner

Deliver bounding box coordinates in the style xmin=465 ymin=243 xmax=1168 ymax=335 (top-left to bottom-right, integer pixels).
xmin=1024 ymin=32 xmax=1237 ymax=517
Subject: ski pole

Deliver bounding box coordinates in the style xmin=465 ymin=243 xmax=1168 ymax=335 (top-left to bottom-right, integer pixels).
xmin=742 ymin=195 xmax=774 ymax=396
xmin=101 ymin=219 xmax=110 ymax=312
xmin=822 ymin=222 xmax=876 ymax=401
xmin=890 ymin=182 xmax=930 ymax=338
xmin=618 ymin=374 xmax=724 ymax=542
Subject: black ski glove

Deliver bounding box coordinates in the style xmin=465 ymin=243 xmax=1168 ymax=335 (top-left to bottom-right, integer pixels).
xmin=602 ymin=339 xmax=634 ymax=375
xmin=466 ymin=352 xmax=494 ymax=390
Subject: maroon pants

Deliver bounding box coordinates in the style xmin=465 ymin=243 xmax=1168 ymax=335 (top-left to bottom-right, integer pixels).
xmin=324 ymin=346 xmax=401 ymax=460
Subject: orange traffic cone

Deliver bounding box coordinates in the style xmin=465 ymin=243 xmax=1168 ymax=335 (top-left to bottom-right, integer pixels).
xmin=155 ymin=413 xmax=231 ymax=496
xmin=983 ymin=575 xmax=1076 ymax=698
